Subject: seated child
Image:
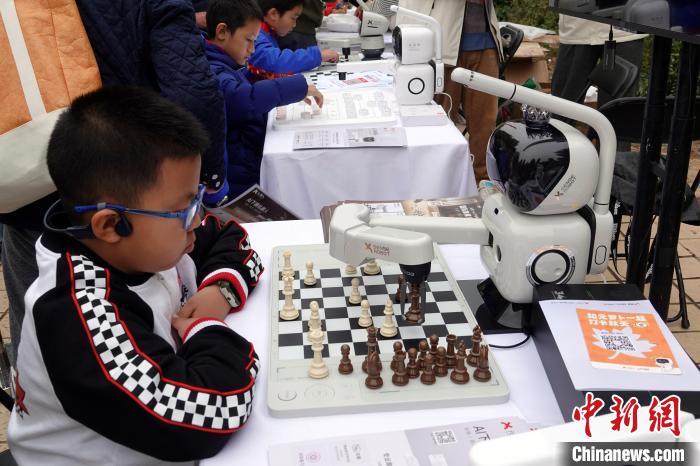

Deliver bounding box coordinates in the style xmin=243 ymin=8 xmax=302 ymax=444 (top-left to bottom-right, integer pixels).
xmin=206 ymin=0 xmax=325 ymax=198
xmin=248 ymin=0 xmax=340 ymax=78
xmin=8 ymin=86 xmax=264 ymax=465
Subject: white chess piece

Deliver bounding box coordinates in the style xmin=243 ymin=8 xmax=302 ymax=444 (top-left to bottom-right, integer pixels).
xmin=358 ymin=299 xmax=373 ymax=328
xmin=364 ymin=259 xmax=380 ymax=275
xmin=308 ymin=301 xmax=321 ymax=334
xmin=345 ymin=264 xmax=357 ymax=275
xmin=308 ymin=328 xmax=329 ymax=379
xmin=280 ymin=276 xmax=299 ymax=321
xmin=282 ymin=250 xmax=294 ymax=279
xmin=379 ymin=297 xmax=398 ymax=337
xmin=304 ymin=261 xmax=317 ymax=286
xmin=349 ymin=278 xmax=362 ymax=304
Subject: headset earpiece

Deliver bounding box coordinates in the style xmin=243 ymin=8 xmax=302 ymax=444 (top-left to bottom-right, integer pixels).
xmin=115 ymin=213 xmax=133 ymax=237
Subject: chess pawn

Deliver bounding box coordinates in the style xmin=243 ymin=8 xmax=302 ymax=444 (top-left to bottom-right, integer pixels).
xmin=406 ymin=348 xmax=419 ymax=379
xmin=379 ymin=297 xmax=397 ymax=337
xmin=338 ymin=344 xmax=353 ymax=374
xmin=417 ymin=340 xmax=428 ymax=371
xmin=348 ymin=278 xmax=362 ymax=305
xmin=394 ymin=275 xmax=405 ymax=304
xmin=391 ymin=351 xmax=409 ymax=386
xmin=282 ymin=250 xmax=294 ymax=279
xmin=429 ymin=334 xmax=439 ymax=358
xmin=303 ymin=261 xmax=317 ymax=286
xmin=473 ymin=345 xmax=492 ymax=382
xmin=363 ymin=258 xmax=380 ymax=275
xmin=420 ymin=354 xmax=436 ymax=385
xmin=434 ymin=347 xmax=448 ymax=377
xmin=467 ymin=326 xmax=482 ymax=367
xmin=450 ymin=341 xmax=470 ymax=385
xmin=280 ymin=276 xmax=299 ymax=321
xmin=365 ymin=351 xmax=383 ymax=389
xmin=345 ymin=264 xmax=357 ymax=275
xmin=390 ymin=341 xmax=403 ymax=371
xmin=308 ymin=301 xmax=321 ymax=333
xmin=445 ymin=334 xmax=457 ymax=368
xmin=358 ymin=299 xmax=373 ymax=328
xmin=308 ymin=329 xmax=329 ymax=379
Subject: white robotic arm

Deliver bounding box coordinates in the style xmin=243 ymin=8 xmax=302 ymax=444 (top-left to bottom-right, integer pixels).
xmin=329 ymin=70 xmax=617 ymax=304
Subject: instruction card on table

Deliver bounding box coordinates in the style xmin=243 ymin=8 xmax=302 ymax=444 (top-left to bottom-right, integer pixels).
xmin=540 ymin=299 xmax=700 ymax=392
xmin=293 ymin=127 xmax=407 ymax=150
xmin=268 ymin=416 xmax=541 ymax=466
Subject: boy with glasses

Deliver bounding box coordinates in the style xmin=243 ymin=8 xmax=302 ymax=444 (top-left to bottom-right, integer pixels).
xmin=8 ymin=86 xmax=263 ymax=465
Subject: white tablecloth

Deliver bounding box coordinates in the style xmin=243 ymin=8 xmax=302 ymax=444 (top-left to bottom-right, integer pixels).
xmin=261 ymin=118 xmax=477 ymax=219
xmin=203 ymin=220 xmax=564 ymax=466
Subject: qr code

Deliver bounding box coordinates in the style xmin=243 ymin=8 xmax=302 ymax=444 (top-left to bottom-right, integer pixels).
xmin=431 ymin=429 xmax=457 ymax=445
xmin=600 ymin=334 xmax=635 ymax=352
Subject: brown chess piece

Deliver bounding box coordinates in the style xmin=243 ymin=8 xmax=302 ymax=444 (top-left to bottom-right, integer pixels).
xmin=390 ymin=341 xmax=403 ymax=371
xmin=362 ymin=327 xmax=383 ymax=373
xmin=445 ymin=334 xmax=457 ymax=368
xmin=365 ymin=351 xmax=383 ymax=389
xmin=429 ymin=334 xmax=439 ymax=358
xmin=473 ymin=344 xmax=492 ymax=382
xmin=434 ymin=347 xmax=448 ymax=377
xmin=420 ymin=354 xmax=436 ymax=385
xmin=338 ymin=344 xmax=353 ymax=374
xmin=467 ymin=326 xmax=482 ymax=367
xmin=404 ymin=283 xmax=422 ymax=323
xmin=406 ymin=347 xmax=419 ymax=379
xmin=417 ymin=340 xmax=428 ymax=370
xmin=394 ymin=275 xmax=405 ymax=304
xmin=391 ymin=351 xmax=409 ymax=386
xmin=450 ymin=341 xmax=470 ymax=384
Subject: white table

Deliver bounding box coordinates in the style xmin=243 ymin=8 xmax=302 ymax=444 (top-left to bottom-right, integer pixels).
xmin=203 ymin=220 xmax=564 ymax=466
xmin=261 ymin=115 xmax=476 ymax=219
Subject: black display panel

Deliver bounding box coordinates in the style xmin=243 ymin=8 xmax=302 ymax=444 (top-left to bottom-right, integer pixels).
xmin=550 ymin=0 xmax=700 ymax=45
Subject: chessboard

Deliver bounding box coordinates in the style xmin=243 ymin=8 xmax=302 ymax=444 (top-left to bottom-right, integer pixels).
xmin=267 ymin=244 xmax=510 ymax=418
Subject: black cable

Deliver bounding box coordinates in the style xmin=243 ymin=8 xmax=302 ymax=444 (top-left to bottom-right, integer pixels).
xmin=489 ymin=331 xmax=531 ymax=349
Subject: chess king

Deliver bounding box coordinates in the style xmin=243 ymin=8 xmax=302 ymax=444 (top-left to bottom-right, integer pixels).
xmin=329 ymin=69 xmax=616 ymax=326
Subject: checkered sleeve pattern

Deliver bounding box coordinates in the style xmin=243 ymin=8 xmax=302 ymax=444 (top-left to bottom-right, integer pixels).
xmin=68 ymin=254 xmax=259 ymax=432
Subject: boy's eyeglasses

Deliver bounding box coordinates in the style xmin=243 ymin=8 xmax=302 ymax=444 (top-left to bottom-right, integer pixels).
xmin=73 ymin=184 xmax=206 ymax=231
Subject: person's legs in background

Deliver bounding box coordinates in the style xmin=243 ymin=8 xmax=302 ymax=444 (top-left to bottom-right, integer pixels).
xmin=438 ymin=52 xmax=469 ymax=123
xmin=0 ymin=226 xmax=41 ymax=365
xmin=463 ymin=48 xmax=499 ymax=181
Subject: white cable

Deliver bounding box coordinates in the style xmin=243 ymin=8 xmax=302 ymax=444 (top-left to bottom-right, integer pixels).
xmin=436 ymin=92 xmax=452 ymax=120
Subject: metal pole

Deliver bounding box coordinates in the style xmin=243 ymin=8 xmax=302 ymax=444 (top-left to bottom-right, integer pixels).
xmin=649 ymin=42 xmax=700 ymax=319
xmin=626 ymin=37 xmax=672 ymax=289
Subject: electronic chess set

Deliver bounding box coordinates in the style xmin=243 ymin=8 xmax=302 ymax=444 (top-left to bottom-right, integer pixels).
xmin=267 ymin=244 xmax=510 ymax=418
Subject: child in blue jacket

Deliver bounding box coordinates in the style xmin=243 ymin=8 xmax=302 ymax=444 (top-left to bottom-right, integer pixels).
xmin=206 ymin=0 xmax=324 ymax=198
xmin=248 ymin=0 xmax=339 ymax=79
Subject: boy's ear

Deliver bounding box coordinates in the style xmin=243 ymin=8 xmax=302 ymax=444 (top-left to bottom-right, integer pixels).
xmin=90 ymin=210 xmax=124 ymax=244
xmin=266 ymin=7 xmax=280 ymax=22
xmin=214 ymin=22 xmax=230 ymax=40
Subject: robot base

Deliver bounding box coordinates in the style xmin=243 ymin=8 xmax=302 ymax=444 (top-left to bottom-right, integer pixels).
xmin=475 ymin=278 xmax=532 ymax=335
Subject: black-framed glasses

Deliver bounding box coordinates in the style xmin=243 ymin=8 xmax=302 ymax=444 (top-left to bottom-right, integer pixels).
xmin=73 ymin=184 xmax=206 ymax=231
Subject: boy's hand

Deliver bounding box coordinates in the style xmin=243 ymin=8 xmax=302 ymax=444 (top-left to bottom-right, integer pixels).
xmin=304 ymin=84 xmax=324 ymax=108
xmin=171 ymin=314 xmax=203 ymax=340
xmin=321 ymin=49 xmax=339 ymax=63
xmin=178 ymin=285 xmax=231 ymax=321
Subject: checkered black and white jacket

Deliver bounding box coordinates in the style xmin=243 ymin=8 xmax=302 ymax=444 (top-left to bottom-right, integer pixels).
xmin=8 ymin=215 xmax=263 ymax=465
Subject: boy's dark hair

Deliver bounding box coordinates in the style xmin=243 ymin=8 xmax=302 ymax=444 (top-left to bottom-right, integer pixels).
xmin=206 ymin=0 xmax=264 ymax=38
xmin=257 ymin=0 xmax=303 ymax=17
xmin=47 ymin=86 xmax=209 ymax=208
